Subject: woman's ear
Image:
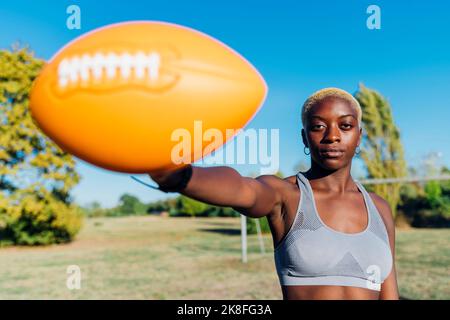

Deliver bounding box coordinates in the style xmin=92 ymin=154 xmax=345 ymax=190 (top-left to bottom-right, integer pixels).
xmin=301 ymin=128 xmax=308 ymax=147
xmin=358 ymin=127 xmax=363 ymax=145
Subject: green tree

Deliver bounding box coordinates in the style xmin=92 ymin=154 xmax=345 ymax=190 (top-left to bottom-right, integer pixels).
xmin=175 ymin=195 xmax=208 ymax=217
xmin=0 ymin=46 xmax=82 ymax=245
xmin=354 ymin=83 xmax=408 ymax=217
xmin=147 ymin=199 xmax=171 ymax=214
xmin=117 ymin=193 xmax=147 ymax=215
xmin=82 ymin=201 xmax=105 ymax=217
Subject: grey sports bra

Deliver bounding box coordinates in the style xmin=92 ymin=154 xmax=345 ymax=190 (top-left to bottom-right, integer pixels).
xmin=274 ymin=172 xmax=393 ymax=291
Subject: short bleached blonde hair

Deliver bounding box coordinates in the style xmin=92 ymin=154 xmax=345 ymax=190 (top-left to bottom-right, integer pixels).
xmin=301 ymin=87 xmax=362 ymax=128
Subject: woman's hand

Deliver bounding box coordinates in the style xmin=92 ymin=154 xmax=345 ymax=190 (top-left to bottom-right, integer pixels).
xmin=148 ymin=166 xmax=187 ymax=186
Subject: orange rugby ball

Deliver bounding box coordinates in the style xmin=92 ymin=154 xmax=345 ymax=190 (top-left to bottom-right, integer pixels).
xmin=29 ymin=21 xmax=267 ymax=173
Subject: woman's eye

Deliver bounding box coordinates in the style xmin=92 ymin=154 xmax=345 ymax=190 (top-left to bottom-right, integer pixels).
xmin=311 ymin=124 xmax=352 ymax=130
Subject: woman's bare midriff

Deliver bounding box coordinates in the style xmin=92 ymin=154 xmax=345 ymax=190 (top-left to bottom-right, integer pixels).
xmin=282 ymin=285 xmax=380 ymax=300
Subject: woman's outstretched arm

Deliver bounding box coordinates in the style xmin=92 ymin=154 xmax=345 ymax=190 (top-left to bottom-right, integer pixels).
xmin=149 ymin=165 xmax=285 ymax=218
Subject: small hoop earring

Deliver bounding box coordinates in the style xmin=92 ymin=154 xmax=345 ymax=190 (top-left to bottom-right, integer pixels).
xmin=304 ymin=146 xmax=310 ymax=155
xmin=355 ymin=146 xmax=361 ymax=155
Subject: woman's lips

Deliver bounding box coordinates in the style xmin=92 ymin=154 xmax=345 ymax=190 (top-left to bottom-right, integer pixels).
xmin=320 ymin=150 xmax=344 ymax=158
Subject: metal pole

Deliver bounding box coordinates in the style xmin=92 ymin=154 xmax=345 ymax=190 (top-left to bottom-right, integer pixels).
xmin=255 ymin=219 xmax=266 ymax=254
xmin=240 ymin=214 xmax=247 ymax=263
xmin=358 ymin=174 xmax=450 ymax=185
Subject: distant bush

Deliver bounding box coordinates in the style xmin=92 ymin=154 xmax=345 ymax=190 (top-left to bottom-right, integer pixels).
xmin=164 ymin=195 xmax=240 ymax=218
xmin=246 ymin=216 xmax=271 ymax=235
xmin=147 ymin=198 xmax=176 ymax=214
xmin=81 ymin=201 xmax=106 ymax=217
xmin=116 ymin=194 xmax=148 ymax=215
xmin=173 ymin=195 xmax=209 ymax=217
xmin=0 ymin=190 xmax=83 ymax=246
xmin=398 ymin=172 xmax=450 ymax=227
xmin=82 ymin=194 xmax=151 ymax=217
xmin=200 ymin=206 xmax=240 ymax=218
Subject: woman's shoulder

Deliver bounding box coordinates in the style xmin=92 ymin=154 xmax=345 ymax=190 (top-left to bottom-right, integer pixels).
xmin=283 ymin=174 xmax=299 ymax=185
xmin=256 ymin=173 xmax=299 ymax=189
xmin=255 ymin=174 xmax=301 ymax=204
xmin=368 ymin=192 xmax=391 ymax=217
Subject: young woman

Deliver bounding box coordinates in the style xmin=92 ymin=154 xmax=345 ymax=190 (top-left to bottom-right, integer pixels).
xmin=148 ymin=87 xmax=399 ymax=300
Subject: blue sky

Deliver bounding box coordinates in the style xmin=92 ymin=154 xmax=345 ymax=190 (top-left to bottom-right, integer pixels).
xmin=1 ymin=0 xmax=449 ymax=207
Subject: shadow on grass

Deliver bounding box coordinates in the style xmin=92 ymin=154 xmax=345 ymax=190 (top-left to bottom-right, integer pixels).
xmin=197 ymin=228 xmax=241 ymax=236
xmin=197 ymin=221 xmax=237 ymax=227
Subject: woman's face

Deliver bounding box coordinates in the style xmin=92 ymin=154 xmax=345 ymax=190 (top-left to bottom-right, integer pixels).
xmin=302 ymin=97 xmax=362 ymax=170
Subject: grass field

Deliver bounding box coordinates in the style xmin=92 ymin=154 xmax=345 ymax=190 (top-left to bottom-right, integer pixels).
xmin=0 ymin=216 xmax=448 ymax=299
